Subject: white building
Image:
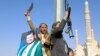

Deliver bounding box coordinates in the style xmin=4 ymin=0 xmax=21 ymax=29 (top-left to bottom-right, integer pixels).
xmin=74 ymin=0 xmax=100 ymax=56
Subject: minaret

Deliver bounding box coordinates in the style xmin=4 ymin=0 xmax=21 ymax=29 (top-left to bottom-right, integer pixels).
xmin=75 ymin=30 xmax=85 ymax=56
xmin=75 ymin=29 xmax=79 ymax=48
xmin=84 ymin=0 xmax=92 ymax=41
xmin=84 ymin=0 xmax=95 ymax=56
xmin=91 ymin=29 xmax=94 ymax=39
xmin=54 ymin=0 xmax=63 ymax=22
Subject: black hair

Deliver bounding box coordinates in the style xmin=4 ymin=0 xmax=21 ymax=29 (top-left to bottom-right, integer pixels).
xmin=21 ymin=30 xmax=35 ymax=42
xmin=39 ymin=23 xmax=48 ymax=28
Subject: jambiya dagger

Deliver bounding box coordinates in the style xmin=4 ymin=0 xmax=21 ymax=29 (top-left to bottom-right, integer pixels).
xmin=24 ymin=3 xmax=34 ymax=30
xmin=27 ymin=3 xmax=33 ymax=13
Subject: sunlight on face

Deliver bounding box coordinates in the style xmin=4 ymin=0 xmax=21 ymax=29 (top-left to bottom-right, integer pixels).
xmin=40 ymin=24 xmax=48 ymax=34
xmin=26 ymin=33 xmax=35 ymax=44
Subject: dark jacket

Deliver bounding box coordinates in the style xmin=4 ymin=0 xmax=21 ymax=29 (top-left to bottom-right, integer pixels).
xmin=51 ymin=19 xmax=68 ymax=56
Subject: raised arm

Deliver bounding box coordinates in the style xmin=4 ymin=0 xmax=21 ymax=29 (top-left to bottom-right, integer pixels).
xmin=25 ymin=11 xmax=35 ymax=30
xmin=59 ymin=9 xmax=70 ymax=30
xmin=63 ymin=8 xmax=69 ymax=21
xmin=50 ymin=9 xmax=70 ymax=35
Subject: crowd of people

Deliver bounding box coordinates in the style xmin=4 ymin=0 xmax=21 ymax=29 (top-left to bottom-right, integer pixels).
xmin=17 ymin=7 xmax=74 ymax=56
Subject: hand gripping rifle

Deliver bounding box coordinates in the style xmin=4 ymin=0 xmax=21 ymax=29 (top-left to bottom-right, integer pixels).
xmin=65 ymin=0 xmax=74 ymax=38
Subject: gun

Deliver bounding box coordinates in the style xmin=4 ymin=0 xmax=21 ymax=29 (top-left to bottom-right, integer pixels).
xmin=65 ymin=0 xmax=74 ymax=38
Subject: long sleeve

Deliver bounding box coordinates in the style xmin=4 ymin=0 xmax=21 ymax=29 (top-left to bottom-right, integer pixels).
xmin=59 ymin=19 xmax=67 ymax=30
xmin=51 ymin=19 xmax=67 ymax=36
xmin=26 ymin=16 xmax=35 ymax=30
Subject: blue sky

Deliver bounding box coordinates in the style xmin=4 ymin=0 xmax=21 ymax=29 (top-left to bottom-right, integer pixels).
xmin=0 ymin=0 xmax=100 ymax=56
